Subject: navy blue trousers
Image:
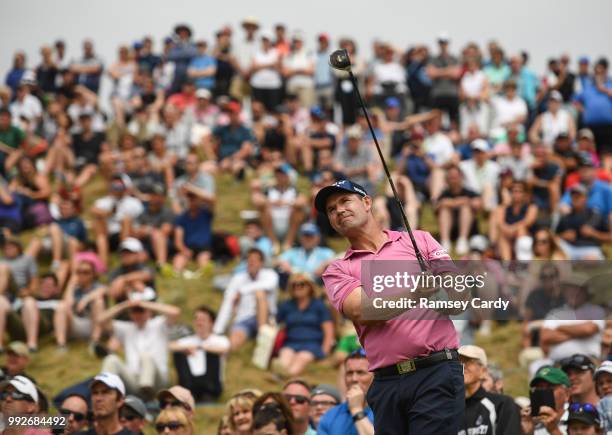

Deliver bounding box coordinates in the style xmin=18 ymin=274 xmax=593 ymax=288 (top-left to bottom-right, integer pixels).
xmin=366 ymin=360 xmax=465 ymax=435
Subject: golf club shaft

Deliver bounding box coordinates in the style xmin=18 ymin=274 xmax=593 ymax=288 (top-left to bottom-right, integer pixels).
xmin=347 ymin=71 xmax=428 ymax=272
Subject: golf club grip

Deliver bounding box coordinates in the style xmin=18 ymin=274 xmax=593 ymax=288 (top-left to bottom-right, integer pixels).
xmin=347 ymin=71 xmax=428 ymax=272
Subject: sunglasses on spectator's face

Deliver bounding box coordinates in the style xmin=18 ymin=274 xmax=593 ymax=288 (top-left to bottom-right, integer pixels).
xmin=60 ymin=408 xmax=87 ymax=422
xmin=1 ymin=391 xmax=34 ymax=402
xmin=155 ymin=421 xmax=184 ymax=432
xmin=120 ymin=411 xmax=141 ymax=421
xmin=284 ymin=394 xmax=309 ymax=405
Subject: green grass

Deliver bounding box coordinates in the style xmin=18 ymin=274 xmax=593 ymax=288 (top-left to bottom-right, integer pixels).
xmin=22 ymin=172 xmax=529 ymax=433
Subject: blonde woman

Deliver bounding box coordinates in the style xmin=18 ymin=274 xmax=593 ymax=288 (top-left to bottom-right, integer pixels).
xmin=227 ymin=392 xmax=258 ymax=435
xmin=154 ymin=407 xmax=194 ymax=434
xmin=273 ymin=273 xmax=334 ymax=377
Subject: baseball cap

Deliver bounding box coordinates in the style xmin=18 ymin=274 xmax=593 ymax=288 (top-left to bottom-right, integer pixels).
xmin=578 ymin=128 xmax=595 ymax=141
xmin=384 ymin=96 xmax=401 ymax=109
xmin=345 ymin=124 xmax=363 ymax=139
xmin=7 ymin=341 xmax=29 ymax=357
xmin=469 ymin=235 xmax=489 ymax=253
xmin=579 ymin=56 xmax=590 ymax=65
xmin=242 ymin=16 xmax=260 ymax=28
xmin=565 ymin=403 xmax=601 ymax=427
xmin=274 ymin=163 xmax=293 ymax=176
xmin=226 ymin=101 xmax=241 ymax=114
xmin=549 ymin=90 xmax=563 ymax=102
xmin=458 ymin=345 xmax=488 ymax=366
xmin=471 ymin=138 xmax=490 ymax=152
xmin=260 ymin=29 xmax=274 ymax=40
xmin=0 ymin=376 xmax=39 ymax=403
xmin=314 ymin=179 xmax=368 ymax=213
xmin=91 ymin=372 xmax=126 ymax=396
xmin=437 ymin=31 xmax=450 ymax=42
xmin=195 ymin=88 xmax=212 ymax=99
xmin=318 ymin=33 xmax=330 ymax=41
xmin=128 ymin=287 xmax=156 ymax=302
xmin=300 ymin=222 xmax=320 ymax=236
xmin=559 ymin=354 xmax=595 ymax=372
xmin=570 ymin=183 xmax=588 ymax=195
xmin=310 ymin=384 xmax=341 ymax=403
xmin=310 ymin=106 xmax=326 ymax=120
xmin=119 ymin=237 xmax=144 ymax=253
xmin=530 ymin=366 xmax=571 ymax=387
xmin=292 ymin=30 xmax=304 ymax=41
xmin=594 ymin=361 xmax=612 ymax=382
xmin=123 ymin=395 xmax=147 ymax=419
xmin=157 ymin=386 xmax=195 ymax=411
xmin=560 ymin=272 xmax=590 ymax=288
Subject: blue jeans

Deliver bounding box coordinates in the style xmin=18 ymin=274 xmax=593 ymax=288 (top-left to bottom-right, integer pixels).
xmin=366 ymin=360 xmax=465 ymax=435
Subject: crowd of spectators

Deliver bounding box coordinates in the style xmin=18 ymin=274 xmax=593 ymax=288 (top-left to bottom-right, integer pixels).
xmin=0 ymin=16 xmax=611 ymax=434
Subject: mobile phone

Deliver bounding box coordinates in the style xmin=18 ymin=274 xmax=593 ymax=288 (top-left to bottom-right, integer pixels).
xmin=530 ymin=388 xmax=556 ymax=416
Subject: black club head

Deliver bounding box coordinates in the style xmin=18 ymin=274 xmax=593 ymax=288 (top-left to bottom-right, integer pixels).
xmin=329 ymin=49 xmax=352 ymax=71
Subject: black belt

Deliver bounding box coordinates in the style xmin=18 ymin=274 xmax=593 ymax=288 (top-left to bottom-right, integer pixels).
xmin=374 ymin=348 xmax=459 ymax=378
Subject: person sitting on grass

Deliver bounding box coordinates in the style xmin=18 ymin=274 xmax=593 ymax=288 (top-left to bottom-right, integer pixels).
xmin=53 ymin=259 xmax=106 ymax=352
xmin=271 ymin=274 xmax=334 ymax=378
xmin=108 ymin=238 xmax=156 ymax=302
xmin=99 ymin=297 xmax=180 ymax=399
xmin=213 ymin=248 xmax=279 ymax=352
xmin=171 ymin=192 xmax=214 ymax=279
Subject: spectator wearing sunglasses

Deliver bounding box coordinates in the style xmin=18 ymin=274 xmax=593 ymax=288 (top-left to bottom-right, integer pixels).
xmin=252 ymin=393 xmax=294 ymax=434
xmin=154 ymin=407 xmax=193 ymax=435
xmin=157 ymin=385 xmax=195 ymax=419
xmin=565 ymin=403 xmax=603 ymax=435
xmin=0 ymin=375 xmax=47 ymax=434
xmin=309 ymin=384 xmax=340 ymax=430
xmin=120 ymin=396 xmax=147 ymax=435
xmin=0 ymin=341 xmax=33 ymax=383
xmin=560 ymin=354 xmax=599 ymax=407
xmin=282 ymin=379 xmax=314 ymax=435
xmin=58 ymin=394 xmax=89 ymax=434
xmin=272 ymin=274 xmax=333 ymax=377
xmin=76 ymin=372 xmax=133 ymax=435
xmin=317 ymin=350 xmax=374 ymax=435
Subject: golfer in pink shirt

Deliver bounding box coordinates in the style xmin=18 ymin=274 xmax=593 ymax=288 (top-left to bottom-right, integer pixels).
xmin=316 ymin=179 xmax=465 ymax=435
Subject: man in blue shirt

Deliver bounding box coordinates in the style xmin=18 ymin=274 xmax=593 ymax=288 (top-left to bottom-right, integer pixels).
xmin=317 ymin=349 xmax=374 ymax=435
xmin=211 ymin=102 xmax=255 ymax=179
xmin=188 ymin=40 xmax=217 ymax=91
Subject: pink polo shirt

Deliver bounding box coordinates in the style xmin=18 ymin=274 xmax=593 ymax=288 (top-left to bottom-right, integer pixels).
xmin=322 ymin=230 xmax=458 ymax=370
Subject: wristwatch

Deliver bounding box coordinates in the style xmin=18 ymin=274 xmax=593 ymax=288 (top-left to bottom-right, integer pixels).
xmin=352 ymin=410 xmax=367 ymax=422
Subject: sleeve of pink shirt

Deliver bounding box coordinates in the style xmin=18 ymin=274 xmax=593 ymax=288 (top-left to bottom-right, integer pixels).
xmin=322 ymin=260 xmax=361 ymax=315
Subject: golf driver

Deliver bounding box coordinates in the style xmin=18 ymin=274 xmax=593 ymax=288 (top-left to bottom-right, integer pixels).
xmin=329 ymin=49 xmax=428 ymax=272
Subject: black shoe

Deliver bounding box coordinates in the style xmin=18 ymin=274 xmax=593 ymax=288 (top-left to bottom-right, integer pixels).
xmin=93 ymin=343 xmax=109 ymax=359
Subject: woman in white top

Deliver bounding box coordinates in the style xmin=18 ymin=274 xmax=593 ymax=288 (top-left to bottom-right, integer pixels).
xmin=367 ymin=42 xmax=408 ymax=109
xmin=283 ymin=32 xmax=314 ymax=107
xmin=108 ymin=45 xmax=137 ymax=128
xmin=460 ymin=55 xmax=489 ymax=101
xmin=249 ymin=30 xmax=283 ymax=111
xmin=528 ymin=90 xmax=576 ymax=147
xmin=490 ymin=79 xmax=527 ymax=130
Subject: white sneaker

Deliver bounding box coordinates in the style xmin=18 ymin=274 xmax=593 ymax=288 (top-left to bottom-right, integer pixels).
xmin=456 ymin=238 xmax=469 ymax=256
xmin=441 ymin=240 xmax=452 ymax=254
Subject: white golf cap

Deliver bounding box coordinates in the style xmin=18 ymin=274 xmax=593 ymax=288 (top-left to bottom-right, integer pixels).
xmin=195 ymin=88 xmax=212 ymax=99
xmin=128 ymin=286 xmax=156 ymax=302
xmin=595 ymin=361 xmax=612 ymax=380
xmin=260 ymin=29 xmax=274 ymax=40
xmin=119 ymin=237 xmax=144 ymax=253
xmin=437 ymin=31 xmax=450 ymax=42
xmin=91 ymin=372 xmax=126 ymax=396
xmin=471 ymin=138 xmax=490 ymax=152
xmin=0 ymin=375 xmax=39 ymax=404
xmin=458 ymin=345 xmax=488 ymax=366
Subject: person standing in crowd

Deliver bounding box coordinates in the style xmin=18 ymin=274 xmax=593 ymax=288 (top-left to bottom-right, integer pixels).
xmin=188 ymin=40 xmax=217 ymax=92
xmin=316 ymin=178 xmax=466 ymax=433
xmin=70 ymin=40 xmax=104 ymax=94
xmin=458 ymin=345 xmax=521 ymax=435
xmin=427 ymin=32 xmax=461 ymax=125
xmin=249 ymin=30 xmax=283 ymax=112
xmin=314 ymin=33 xmax=334 ymax=111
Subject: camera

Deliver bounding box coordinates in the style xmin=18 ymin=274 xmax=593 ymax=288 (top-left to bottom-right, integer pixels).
xmin=329 ymin=49 xmax=352 ymax=71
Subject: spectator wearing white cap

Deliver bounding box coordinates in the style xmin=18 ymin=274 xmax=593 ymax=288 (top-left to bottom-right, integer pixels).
xmin=0 ymin=375 xmax=48 ymax=434
xmin=91 ymin=175 xmax=144 ymax=267
xmin=98 ymin=299 xmax=180 ymax=399
xmin=77 ymin=372 xmax=132 ymax=435
xmin=529 ymin=90 xmax=576 ymax=147
xmin=107 ymin=237 xmax=155 ymax=301
xmin=459 ymin=138 xmax=501 ymax=211
xmin=283 ymin=31 xmax=315 ymax=107
xmin=458 ymin=345 xmax=521 ymax=435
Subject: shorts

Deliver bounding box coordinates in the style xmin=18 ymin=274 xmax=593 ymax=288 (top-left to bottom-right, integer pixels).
xmin=282 ymin=341 xmax=325 ymax=360
xmin=70 ymin=315 xmax=93 ymax=339
xmin=231 ymin=316 xmax=259 ymax=339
